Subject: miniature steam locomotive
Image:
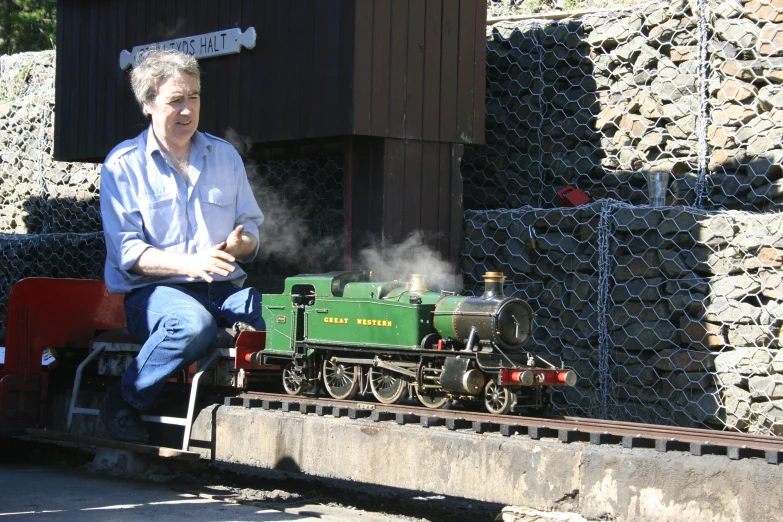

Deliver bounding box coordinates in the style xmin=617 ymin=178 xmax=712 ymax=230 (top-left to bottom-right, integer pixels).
xmin=250 ymin=271 xmax=576 ymax=414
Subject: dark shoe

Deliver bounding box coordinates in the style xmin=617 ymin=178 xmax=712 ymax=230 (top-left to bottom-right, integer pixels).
xmin=100 ymin=387 xmax=149 ymax=444
xmin=232 ymin=321 xmax=257 ymax=336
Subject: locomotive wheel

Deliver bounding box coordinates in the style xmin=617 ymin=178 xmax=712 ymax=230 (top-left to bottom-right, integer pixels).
xmin=368 ymin=366 xmax=407 ymax=404
xmin=484 ymin=379 xmax=513 ymax=415
xmin=322 ymin=358 xmax=361 ymax=400
xmin=282 ymin=361 xmax=304 ymax=395
xmin=414 ymin=387 xmax=450 ymax=409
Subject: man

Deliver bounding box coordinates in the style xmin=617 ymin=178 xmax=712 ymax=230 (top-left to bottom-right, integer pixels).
xmin=99 ymin=49 xmax=265 ymax=443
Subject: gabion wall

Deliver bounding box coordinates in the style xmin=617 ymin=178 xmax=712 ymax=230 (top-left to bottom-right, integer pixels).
xmin=0 ymin=51 xmax=343 ymax=342
xmin=0 ymin=51 xmax=104 ymax=341
xmin=463 ymin=0 xmax=783 ymax=435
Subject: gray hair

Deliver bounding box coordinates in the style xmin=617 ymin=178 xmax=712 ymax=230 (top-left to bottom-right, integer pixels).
xmin=130 ymin=49 xmax=200 ymax=117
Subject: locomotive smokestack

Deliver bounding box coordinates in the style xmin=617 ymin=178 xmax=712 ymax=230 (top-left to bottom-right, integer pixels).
xmin=481 ymin=272 xmax=506 ymax=299
xmin=408 ymin=274 xmax=428 ymax=293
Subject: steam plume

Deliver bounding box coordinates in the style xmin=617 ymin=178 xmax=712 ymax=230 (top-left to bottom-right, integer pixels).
xmin=358 ymin=232 xmax=461 ymax=291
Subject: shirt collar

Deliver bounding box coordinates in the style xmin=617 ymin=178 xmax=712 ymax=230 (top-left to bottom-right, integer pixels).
xmin=143 ymin=124 xmax=212 ymax=160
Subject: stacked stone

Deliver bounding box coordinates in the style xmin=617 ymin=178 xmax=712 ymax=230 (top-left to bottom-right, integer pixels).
xmin=463 ymin=206 xmax=604 ymax=416
xmin=583 ymin=1 xmax=705 ymax=206
xmin=0 ymin=51 xmax=102 ymax=235
xmin=464 ymin=204 xmax=783 ymax=434
xmin=707 ymin=0 xmax=783 ymax=211
xmin=1 ymin=51 xmax=103 ymax=341
xmin=467 ymin=18 xmax=601 ymax=209
xmin=465 ymin=22 xmax=543 ymax=209
xmin=469 ymin=0 xmax=783 ymax=213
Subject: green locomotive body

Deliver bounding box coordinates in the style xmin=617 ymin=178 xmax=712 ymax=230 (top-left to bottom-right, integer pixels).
xmin=257 ymin=271 xmax=576 ymax=414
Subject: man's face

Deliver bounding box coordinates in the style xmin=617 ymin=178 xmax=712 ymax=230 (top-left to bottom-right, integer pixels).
xmin=145 ymin=71 xmax=200 ymax=148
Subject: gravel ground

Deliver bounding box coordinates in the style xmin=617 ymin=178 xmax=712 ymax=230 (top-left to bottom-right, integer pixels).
xmin=1 ymin=436 xmax=504 ymax=522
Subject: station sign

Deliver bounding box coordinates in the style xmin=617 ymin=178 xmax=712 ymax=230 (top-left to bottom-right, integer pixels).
xmin=119 ymin=27 xmax=257 ymax=70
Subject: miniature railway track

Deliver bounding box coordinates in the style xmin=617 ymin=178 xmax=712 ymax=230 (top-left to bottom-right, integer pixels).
xmin=232 ymin=391 xmax=783 ymax=465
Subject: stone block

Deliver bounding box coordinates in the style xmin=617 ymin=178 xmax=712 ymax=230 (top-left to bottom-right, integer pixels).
xmin=759 ymin=269 xmax=783 ymax=299
xmin=758 ymin=83 xmax=783 ymax=111
xmin=715 ymin=17 xmax=761 ymax=49
xmin=745 ymin=0 xmax=783 ymax=23
xmin=715 ymin=78 xmax=758 ymax=102
xmin=749 ymin=374 xmax=783 ymax=399
xmin=662 ymin=371 xmax=714 ymax=392
xmin=710 ymin=273 xmax=761 ymax=300
xmin=612 ymin=318 xmax=677 ymax=352
xmin=678 ymin=319 xmax=725 ymax=350
xmin=711 ymin=103 xmax=758 ymax=126
xmin=726 ymin=323 xmax=777 ymax=347
xmin=757 ymin=24 xmax=783 ymax=56
xmin=614 ymin=251 xmax=660 ymax=281
xmin=715 ymin=347 xmax=773 ymax=376
xmin=610 ymin=301 xmax=670 ymax=328
xmin=770 ymin=349 xmax=783 ymax=373
xmin=750 ymin=399 xmax=783 ymax=435
xmin=721 ymin=385 xmax=753 ymax=429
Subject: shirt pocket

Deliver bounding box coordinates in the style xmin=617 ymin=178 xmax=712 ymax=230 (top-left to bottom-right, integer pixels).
xmin=200 ymin=185 xmax=236 ymax=239
xmin=137 ymin=192 xmax=183 ymax=248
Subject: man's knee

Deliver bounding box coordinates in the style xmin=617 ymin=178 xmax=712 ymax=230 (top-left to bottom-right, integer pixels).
xmin=171 ymin=309 xmax=218 ymax=361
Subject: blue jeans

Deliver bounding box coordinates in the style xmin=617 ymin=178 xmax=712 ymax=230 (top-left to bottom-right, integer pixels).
xmin=121 ymin=282 xmax=265 ymax=410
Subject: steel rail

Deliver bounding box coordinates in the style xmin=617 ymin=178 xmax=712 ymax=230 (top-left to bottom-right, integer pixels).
xmin=233 ymin=391 xmax=783 ymax=463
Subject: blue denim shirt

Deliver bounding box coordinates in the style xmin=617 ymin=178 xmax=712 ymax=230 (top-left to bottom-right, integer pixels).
xmin=100 ymin=126 xmax=264 ymax=294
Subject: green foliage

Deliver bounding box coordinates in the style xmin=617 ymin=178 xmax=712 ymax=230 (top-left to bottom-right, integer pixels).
xmin=488 ymin=0 xmax=549 ymax=17
xmin=0 ymin=60 xmax=33 ymax=102
xmin=0 ymin=0 xmax=57 ymax=55
xmin=559 ymin=0 xmax=587 ymax=9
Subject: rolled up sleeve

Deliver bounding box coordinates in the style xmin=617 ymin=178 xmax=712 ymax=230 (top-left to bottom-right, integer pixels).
xmin=100 ymin=159 xmax=151 ymax=286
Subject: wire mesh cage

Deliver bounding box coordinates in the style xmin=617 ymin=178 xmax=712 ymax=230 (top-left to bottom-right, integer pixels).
xmin=463 ymin=0 xmax=783 ymax=435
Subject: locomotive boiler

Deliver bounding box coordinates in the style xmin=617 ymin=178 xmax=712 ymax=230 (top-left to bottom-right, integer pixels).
xmin=255 ymin=271 xmax=576 ymax=414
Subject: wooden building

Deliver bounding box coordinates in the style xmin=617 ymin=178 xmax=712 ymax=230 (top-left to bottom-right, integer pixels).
xmin=55 ymin=0 xmax=486 ymax=266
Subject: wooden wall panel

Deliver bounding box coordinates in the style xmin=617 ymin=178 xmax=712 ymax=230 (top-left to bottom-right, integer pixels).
xmin=439 ymin=0 xmax=460 ymax=143
xmin=345 ymin=136 xmax=385 ymax=253
xmin=421 ymin=0 xmax=442 ymax=142
xmin=56 ymin=0 xmax=360 ymax=161
xmin=337 ymin=0 xmax=356 ymax=136
xmin=240 ymin=0 xmax=254 ymax=139
xmin=198 ymin=1 xmax=218 ymax=136
xmin=253 ymin=0 xmax=274 ymax=142
xmin=344 ymin=137 xmax=464 ymax=267
xmin=53 ymin=1 xmax=64 ymax=159
xmin=404 ymin=1 xmax=425 ymax=140
xmin=65 ymin=1 xmax=82 ymax=159
xmin=369 ymin=0 xmax=391 ymax=137
xmin=382 ymin=138 xmax=406 ymax=242
xmin=85 ymin=1 xmax=99 ymax=158
xmin=352 ymin=0 xmax=373 ymax=136
xmin=55 ymin=0 xmax=486 ymax=162
xmin=402 ymin=140 xmax=423 ymax=235
xmin=456 ymin=0 xmax=478 ymax=144
xmin=388 ymin=0 xmax=408 ymax=138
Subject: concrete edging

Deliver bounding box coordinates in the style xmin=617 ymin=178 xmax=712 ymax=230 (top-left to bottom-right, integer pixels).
xmin=190 ymin=405 xmax=783 ymax=522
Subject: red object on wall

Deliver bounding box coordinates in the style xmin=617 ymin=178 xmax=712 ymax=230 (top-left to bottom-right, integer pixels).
xmin=557 ymin=186 xmax=591 ymax=207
